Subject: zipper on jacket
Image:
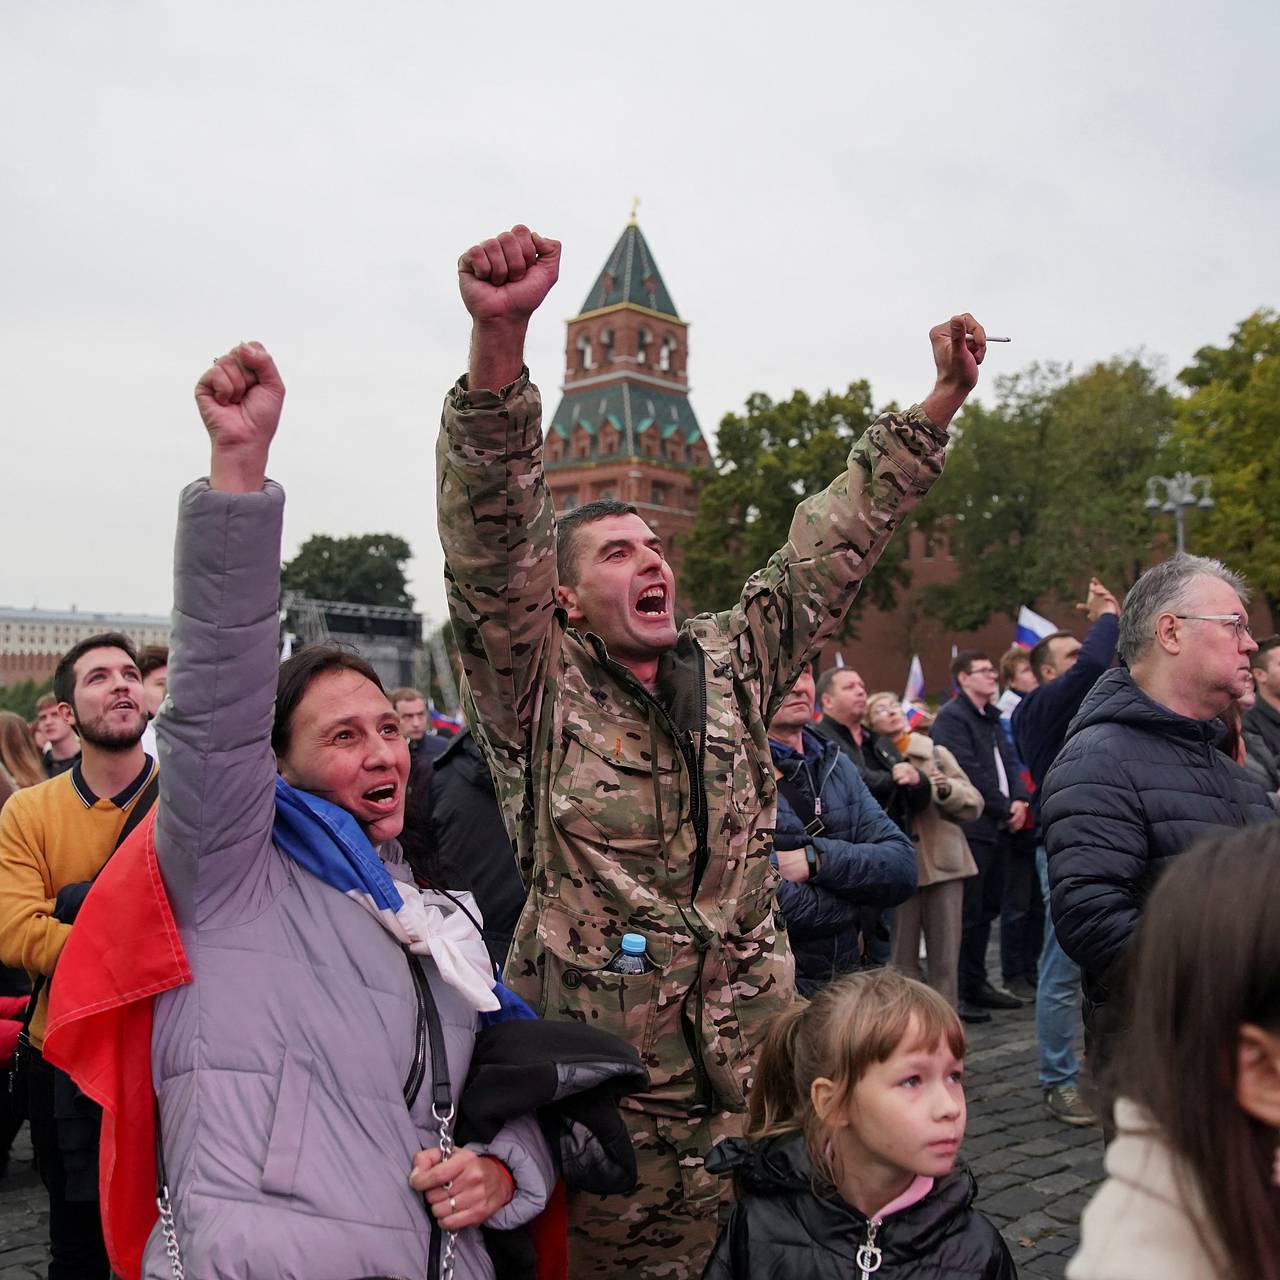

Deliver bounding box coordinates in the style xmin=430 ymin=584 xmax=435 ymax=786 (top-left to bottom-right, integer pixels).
xmin=688 ymin=644 xmax=711 ymax=896
xmin=856 ymin=1218 xmax=883 ymax=1278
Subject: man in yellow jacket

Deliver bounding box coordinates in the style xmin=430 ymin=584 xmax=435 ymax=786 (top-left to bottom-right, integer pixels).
xmin=0 ymin=632 xmax=155 ymax=1279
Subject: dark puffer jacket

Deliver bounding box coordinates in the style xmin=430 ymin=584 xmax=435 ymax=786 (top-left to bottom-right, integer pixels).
xmin=770 ymin=729 xmax=916 ymax=994
xmin=1043 ymin=668 xmax=1273 ymax=1026
xmin=414 ymin=730 xmax=527 ymax=969
xmin=703 ymin=1132 xmax=1015 ymax=1279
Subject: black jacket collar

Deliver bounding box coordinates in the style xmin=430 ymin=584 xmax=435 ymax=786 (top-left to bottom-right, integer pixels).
xmin=1065 ymin=668 xmax=1222 ymax=749
xmin=70 ymin=754 xmax=156 ymax=810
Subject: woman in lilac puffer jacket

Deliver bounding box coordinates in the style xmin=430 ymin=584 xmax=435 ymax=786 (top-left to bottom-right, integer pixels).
xmin=145 ymin=342 xmax=553 ymax=1280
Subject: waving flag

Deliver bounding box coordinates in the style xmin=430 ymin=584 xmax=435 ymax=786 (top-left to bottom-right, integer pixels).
xmin=430 ymin=706 xmax=463 ymax=734
xmin=902 ymin=655 xmax=927 ymax=727
xmin=1015 ymin=605 xmax=1058 ymax=650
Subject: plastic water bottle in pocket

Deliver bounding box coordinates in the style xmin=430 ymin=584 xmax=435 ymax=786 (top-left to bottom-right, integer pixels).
xmin=604 ymin=932 xmax=657 ymax=975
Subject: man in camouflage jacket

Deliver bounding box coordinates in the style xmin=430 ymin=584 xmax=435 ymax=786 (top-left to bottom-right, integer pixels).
xmin=437 ymin=225 xmax=988 ymax=1277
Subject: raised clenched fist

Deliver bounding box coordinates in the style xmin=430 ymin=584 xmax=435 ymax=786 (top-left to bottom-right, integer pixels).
xmin=458 ymin=225 xmax=560 ymax=326
xmin=194 ymin=342 xmax=285 ymax=492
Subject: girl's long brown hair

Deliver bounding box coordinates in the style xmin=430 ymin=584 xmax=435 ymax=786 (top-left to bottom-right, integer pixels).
xmin=0 ymin=712 xmax=45 ymax=790
xmin=1113 ymin=826 xmax=1280 ymax=1280
xmin=748 ymin=968 xmax=964 ymax=1188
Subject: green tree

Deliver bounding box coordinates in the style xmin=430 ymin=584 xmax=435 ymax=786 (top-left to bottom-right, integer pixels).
xmin=1165 ymin=309 xmax=1280 ymax=618
xmin=918 ymin=358 xmax=1172 ymax=630
xmin=0 ymin=677 xmax=53 ymax=719
xmin=681 ymin=383 xmax=910 ymax=631
xmin=281 ymin=533 xmax=414 ymax=608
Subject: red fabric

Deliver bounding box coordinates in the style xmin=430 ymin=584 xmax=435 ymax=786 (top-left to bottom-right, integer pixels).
xmin=41 ymin=812 xmax=569 ymax=1279
xmin=0 ymin=997 xmax=27 ymax=1065
xmin=529 ymin=1178 xmax=569 ymax=1280
xmin=42 ymin=813 xmax=191 ymax=1280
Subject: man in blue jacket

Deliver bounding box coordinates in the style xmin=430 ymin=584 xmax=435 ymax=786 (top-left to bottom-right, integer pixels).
xmin=1042 ymin=555 xmax=1273 ymax=1092
xmin=1012 ymin=577 xmax=1119 ymax=1126
xmin=930 ymin=651 xmax=1030 ymax=1023
xmin=765 ymin=667 xmax=917 ymax=995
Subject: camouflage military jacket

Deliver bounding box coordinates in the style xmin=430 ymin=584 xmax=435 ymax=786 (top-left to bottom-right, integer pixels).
xmin=437 ymin=372 xmax=949 ymax=1117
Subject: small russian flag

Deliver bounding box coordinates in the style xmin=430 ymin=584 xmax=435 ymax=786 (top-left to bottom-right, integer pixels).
xmin=1015 ymin=606 xmax=1058 ymax=650
xmin=902 ymin=655 xmax=927 ymax=726
xmin=902 ymin=655 xmax=925 ymax=705
xmin=430 ymin=707 xmax=463 ymax=734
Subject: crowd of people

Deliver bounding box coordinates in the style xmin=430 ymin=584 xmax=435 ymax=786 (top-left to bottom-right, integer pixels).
xmin=0 ymin=225 xmax=1276 ymax=1280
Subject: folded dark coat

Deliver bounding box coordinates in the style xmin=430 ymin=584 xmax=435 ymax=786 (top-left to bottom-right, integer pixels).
xmin=456 ymin=1017 xmax=649 ymax=1194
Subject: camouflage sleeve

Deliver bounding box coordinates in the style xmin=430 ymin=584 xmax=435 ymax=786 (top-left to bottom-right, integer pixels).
xmin=720 ymin=405 xmax=949 ymax=724
xmin=436 ymin=370 xmax=559 ymax=783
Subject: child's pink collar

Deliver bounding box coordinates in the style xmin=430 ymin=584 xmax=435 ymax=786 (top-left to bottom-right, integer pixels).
xmin=871 ymin=1175 xmax=935 ymax=1220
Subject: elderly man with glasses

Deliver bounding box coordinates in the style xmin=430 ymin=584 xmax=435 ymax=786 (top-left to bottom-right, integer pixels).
xmin=1041 ymin=553 xmax=1274 ymax=1103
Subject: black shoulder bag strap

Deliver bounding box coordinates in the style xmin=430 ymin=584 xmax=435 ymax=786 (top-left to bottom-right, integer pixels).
xmin=403 ymin=945 xmax=456 ymax=1280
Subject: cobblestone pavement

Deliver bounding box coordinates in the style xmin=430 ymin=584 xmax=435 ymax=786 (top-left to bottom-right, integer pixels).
xmin=963 ymin=999 xmax=1104 ymax=1279
xmin=0 ymin=1127 xmax=49 ymax=1280
xmin=0 ymin=996 xmax=1103 ymax=1278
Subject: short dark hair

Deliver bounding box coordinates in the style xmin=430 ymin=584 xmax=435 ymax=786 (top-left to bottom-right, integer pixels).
xmin=556 ymin=498 xmax=639 ymax=586
xmin=1249 ymin=635 xmax=1280 ymax=672
xmin=137 ymin=645 xmax=169 ymax=679
xmin=950 ymin=649 xmax=990 ymax=682
xmin=273 ymin=643 xmax=385 ymax=757
xmin=1029 ymin=630 xmax=1074 ymax=685
xmin=814 ymin=667 xmax=856 ymax=706
xmin=53 ymin=633 xmax=140 ymax=709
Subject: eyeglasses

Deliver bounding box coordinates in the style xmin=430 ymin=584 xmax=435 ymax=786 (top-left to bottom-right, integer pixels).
xmin=966 ymin=666 xmax=997 ymax=677
xmin=1173 ymin=613 xmax=1254 ymax=643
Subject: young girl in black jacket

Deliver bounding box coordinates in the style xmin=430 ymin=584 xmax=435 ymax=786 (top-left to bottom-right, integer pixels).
xmin=703 ymin=969 xmax=1015 ymax=1279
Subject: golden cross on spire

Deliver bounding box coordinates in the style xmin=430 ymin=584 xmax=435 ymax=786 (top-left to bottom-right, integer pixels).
xmin=629 ymin=195 xmax=641 ymax=226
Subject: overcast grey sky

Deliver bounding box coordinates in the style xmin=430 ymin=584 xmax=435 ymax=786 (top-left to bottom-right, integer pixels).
xmin=3 ymin=1 xmax=1277 ymax=631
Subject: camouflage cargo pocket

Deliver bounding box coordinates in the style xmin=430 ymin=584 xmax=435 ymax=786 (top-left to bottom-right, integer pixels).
xmin=536 ymin=902 xmax=670 ymax=1057
xmin=550 ymin=716 xmax=683 ymax=853
xmin=705 ymin=903 xmax=794 ymax=1105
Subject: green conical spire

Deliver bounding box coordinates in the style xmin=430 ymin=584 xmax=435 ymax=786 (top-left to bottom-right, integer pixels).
xmin=579 ymin=221 xmax=680 ymax=318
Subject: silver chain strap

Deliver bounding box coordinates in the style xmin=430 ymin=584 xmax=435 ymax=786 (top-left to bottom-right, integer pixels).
xmin=156 ymin=1179 xmax=186 ymax=1280
xmin=433 ymin=1101 xmax=458 ymax=1280
xmin=157 ymin=1120 xmax=460 ymax=1280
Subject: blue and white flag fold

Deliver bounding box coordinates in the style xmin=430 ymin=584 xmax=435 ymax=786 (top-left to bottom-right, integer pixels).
xmin=273 ymin=777 xmax=499 ymax=1011
xmin=1015 ymin=605 xmax=1058 ymax=650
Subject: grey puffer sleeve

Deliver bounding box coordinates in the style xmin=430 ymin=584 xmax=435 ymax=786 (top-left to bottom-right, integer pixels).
xmin=469 ymin=1111 xmax=556 ymax=1230
xmin=155 ymin=478 xmax=285 ymax=928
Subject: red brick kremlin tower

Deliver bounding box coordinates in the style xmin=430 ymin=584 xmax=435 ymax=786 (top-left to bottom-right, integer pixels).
xmin=544 ymin=217 xmax=710 ymax=591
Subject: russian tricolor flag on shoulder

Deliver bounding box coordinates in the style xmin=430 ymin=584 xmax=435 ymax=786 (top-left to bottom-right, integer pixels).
xmin=1015 ymin=606 xmax=1057 ymax=650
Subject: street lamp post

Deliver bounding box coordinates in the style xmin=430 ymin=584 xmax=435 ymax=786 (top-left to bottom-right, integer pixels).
xmin=1144 ymin=472 xmax=1215 ymax=555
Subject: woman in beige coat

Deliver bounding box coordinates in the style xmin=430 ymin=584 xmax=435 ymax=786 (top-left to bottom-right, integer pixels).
xmin=866 ymin=693 xmax=983 ymax=1010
